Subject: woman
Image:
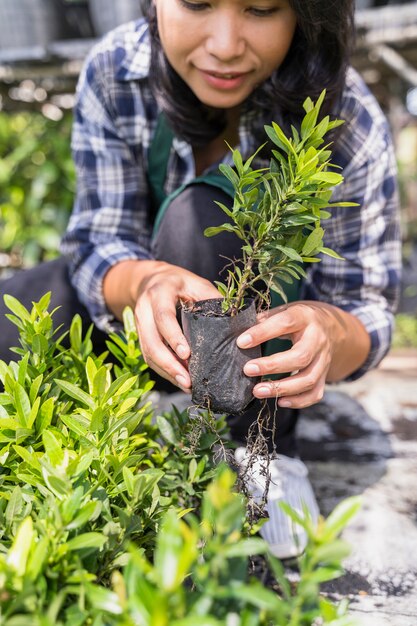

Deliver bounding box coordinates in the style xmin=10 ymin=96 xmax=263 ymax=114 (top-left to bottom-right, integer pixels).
xmin=0 ymin=0 xmax=401 ymax=557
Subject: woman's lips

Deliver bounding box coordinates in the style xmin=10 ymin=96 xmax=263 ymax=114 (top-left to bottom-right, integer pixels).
xmin=199 ymin=69 xmax=249 ymax=90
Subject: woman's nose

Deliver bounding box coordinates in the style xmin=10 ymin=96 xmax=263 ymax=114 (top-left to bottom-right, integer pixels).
xmin=205 ymin=15 xmax=245 ymax=62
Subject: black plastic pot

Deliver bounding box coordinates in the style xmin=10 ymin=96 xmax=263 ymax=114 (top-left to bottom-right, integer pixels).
xmin=181 ymin=298 xmax=261 ymax=414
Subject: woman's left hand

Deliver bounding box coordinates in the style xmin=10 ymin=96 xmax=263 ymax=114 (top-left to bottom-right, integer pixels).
xmin=236 ymin=301 xmax=339 ymax=409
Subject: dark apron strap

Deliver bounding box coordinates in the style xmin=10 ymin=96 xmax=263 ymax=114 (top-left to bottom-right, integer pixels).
xmin=146 ymin=114 xmax=300 ymax=359
xmin=147 ymin=113 xmax=175 ymax=215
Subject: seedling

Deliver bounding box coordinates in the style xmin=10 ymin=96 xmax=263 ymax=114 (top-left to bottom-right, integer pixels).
xmin=204 ymin=90 xmax=352 ymax=315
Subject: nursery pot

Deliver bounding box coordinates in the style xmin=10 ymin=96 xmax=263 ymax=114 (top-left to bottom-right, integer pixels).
xmin=88 ymin=0 xmax=143 ymax=37
xmin=181 ymin=298 xmax=262 ymax=415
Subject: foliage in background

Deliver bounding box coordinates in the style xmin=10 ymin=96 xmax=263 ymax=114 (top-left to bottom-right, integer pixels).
xmin=0 ymin=294 xmax=361 ymax=625
xmin=393 ymin=313 xmax=417 ymax=348
xmin=0 ymin=111 xmax=74 ymax=268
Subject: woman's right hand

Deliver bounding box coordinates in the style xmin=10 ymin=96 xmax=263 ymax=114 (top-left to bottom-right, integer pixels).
xmin=103 ymin=259 xmax=220 ymax=390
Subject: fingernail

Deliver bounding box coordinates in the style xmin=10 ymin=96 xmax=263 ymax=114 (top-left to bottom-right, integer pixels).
xmin=255 ymin=385 xmax=270 ymax=397
xmin=175 ymin=374 xmax=189 ymax=388
xmin=237 ymin=333 xmax=252 ymax=348
xmin=176 ymin=344 xmax=189 ymax=359
xmin=245 ymin=363 xmax=260 ymax=376
xmin=279 ymin=399 xmax=292 ymax=408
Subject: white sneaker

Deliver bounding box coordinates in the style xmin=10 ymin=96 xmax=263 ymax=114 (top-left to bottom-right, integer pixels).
xmin=235 ymin=447 xmax=319 ymax=559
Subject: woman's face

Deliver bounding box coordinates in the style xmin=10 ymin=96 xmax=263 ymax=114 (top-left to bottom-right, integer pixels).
xmin=154 ymin=0 xmax=297 ymax=109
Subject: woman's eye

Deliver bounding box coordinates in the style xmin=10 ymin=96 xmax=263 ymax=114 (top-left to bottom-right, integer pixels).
xmin=179 ymin=0 xmax=209 ymax=10
xmin=248 ymin=6 xmax=279 ymax=17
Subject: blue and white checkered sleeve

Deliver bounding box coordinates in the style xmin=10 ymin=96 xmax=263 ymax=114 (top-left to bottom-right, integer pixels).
xmin=303 ymin=127 xmax=402 ymax=380
xmin=61 ymin=46 xmax=153 ymax=332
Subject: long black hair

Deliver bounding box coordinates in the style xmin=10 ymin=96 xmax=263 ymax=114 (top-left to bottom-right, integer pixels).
xmin=143 ymin=0 xmax=355 ymax=147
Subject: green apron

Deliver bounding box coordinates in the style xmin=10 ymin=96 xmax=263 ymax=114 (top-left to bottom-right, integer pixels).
xmin=147 ymin=114 xmax=300 ymax=359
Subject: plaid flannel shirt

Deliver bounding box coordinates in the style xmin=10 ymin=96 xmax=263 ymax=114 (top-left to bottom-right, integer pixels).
xmin=61 ymin=18 xmax=402 ymax=380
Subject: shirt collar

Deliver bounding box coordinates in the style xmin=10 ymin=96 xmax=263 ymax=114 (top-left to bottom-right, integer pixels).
xmin=115 ymin=18 xmax=151 ymax=82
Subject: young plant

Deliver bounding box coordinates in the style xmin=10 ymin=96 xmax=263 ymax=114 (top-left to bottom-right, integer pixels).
xmin=205 ymin=91 xmax=353 ymax=315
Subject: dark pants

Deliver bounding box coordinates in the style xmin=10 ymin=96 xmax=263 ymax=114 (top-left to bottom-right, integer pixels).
xmin=0 ymin=183 xmax=298 ymax=455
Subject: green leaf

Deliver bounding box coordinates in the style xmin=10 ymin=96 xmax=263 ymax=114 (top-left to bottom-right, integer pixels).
xmin=265 ymin=122 xmax=294 ymax=155
xmin=13 ymin=444 xmax=41 ymax=471
xmin=93 ymin=366 xmax=110 ymax=398
xmin=302 ymin=227 xmax=324 ymax=256
xmin=122 ymin=306 xmax=137 ymax=336
xmin=219 ymin=163 xmax=240 ymax=189
xmin=116 ymin=396 xmax=138 ymax=417
xmin=103 ymin=373 xmax=138 ymax=403
xmin=154 ymin=510 xmax=197 ymax=592
xmin=37 ymin=396 xmax=55 ymax=432
xmin=29 ymin=374 xmax=43 ymax=405
xmin=223 ymin=538 xmax=267 ymax=558
xmin=43 ymin=430 xmax=64 ymax=466
xmin=274 ymin=245 xmax=303 ymax=262
xmin=5 ymin=486 xmax=24 ymax=528
xmin=32 ymin=333 xmax=49 ymax=355
xmin=189 ymin=458 xmax=198 ymax=482
xmin=229 ymin=582 xmax=283 ymax=611
xmin=0 ymin=417 xmax=19 ymax=430
xmin=232 ymin=147 xmax=244 ymax=173
xmin=86 ymin=356 xmax=97 ymax=395
xmin=86 ymin=584 xmax=123 ymax=615
xmin=319 ymin=246 xmax=344 ymax=260
xmin=301 ymin=257 xmax=322 ymax=263
xmin=311 ymin=539 xmax=352 ymax=565
xmin=27 ymin=396 xmax=41 ymax=429
xmin=170 ymin=615 xmax=221 ymax=626
xmin=204 ymin=224 xmax=241 ymax=238
xmin=43 ymin=471 xmax=69 ymax=497
xmin=3 ymin=294 xmax=32 ymax=322
xmin=157 ymin=415 xmax=178 ymax=445
xmin=69 ymin=314 xmax=83 ymax=353
xmin=26 ymin=535 xmax=49 ymax=580
xmin=55 ymin=379 xmax=96 ymax=409
xmin=14 ymin=383 xmax=31 ymax=427
xmin=7 ymin=517 xmax=35 ymax=576
xmin=60 ymin=414 xmax=88 ymax=438
xmin=66 ymin=501 xmax=101 ymax=531
xmin=213 ymin=200 xmax=234 ymax=218
xmin=322 ymin=496 xmax=362 ymax=541
xmin=267 ymin=555 xmax=291 ymax=599
xmin=66 ymin=532 xmax=107 ymax=552
xmin=309 ymin=566 xmax=344 ymax=583
xmin=311 ymin=171 xmax=343 ymax=185
xmin=123 ymin=465 xmax=135 ymax=497
xmin=301 ymin=107 xmax=319 ymax=139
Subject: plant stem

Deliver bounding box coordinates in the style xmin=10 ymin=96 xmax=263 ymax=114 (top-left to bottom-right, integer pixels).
xmin=233 ymin=243 xmax=259 ymax=314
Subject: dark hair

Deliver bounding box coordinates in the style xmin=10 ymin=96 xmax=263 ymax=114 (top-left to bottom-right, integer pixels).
xmin=145 ymin=1 xmax=355 ymax=147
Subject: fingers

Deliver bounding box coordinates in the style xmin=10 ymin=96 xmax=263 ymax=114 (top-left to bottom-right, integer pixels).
xmin=238 ymin=303 xmax=332 ymax=409
xmin=237 ymin=306 xmax=302 ymax=349
xmin=252 ymin=355 xmax=328 ymax=409
xmin=135 ymin=297 xmax=191 ymax=391
xmin=134 ymin=266 xmax=220 ymax=390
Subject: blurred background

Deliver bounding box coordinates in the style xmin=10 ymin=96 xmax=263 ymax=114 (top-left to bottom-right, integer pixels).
xmin=0 ymin=0 xmax=416 ymax=348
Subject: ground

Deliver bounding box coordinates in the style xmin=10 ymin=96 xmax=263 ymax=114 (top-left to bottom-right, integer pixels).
xmin=151 ymin=347 xmax=417 ymax=626
xmin=299 ymin=349 xmax=417 ymax=626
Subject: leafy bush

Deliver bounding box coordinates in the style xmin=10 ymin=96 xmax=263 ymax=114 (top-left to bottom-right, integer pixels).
xmin=393 ymin=313 xmax=417 ymax=349
xmin=0 ymin=294 xmax=360 ymax=625
xmin=0 ymin=112 xmax=74 ymax=268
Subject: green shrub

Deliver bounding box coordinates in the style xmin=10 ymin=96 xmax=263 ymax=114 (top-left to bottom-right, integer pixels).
xmin=0 ymin=112 xmax=74 ymax=268
xmin=0 ymin=294 xmax=360 ymax=625
xmin=393 ymin=313 xmax=417 ymax=349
